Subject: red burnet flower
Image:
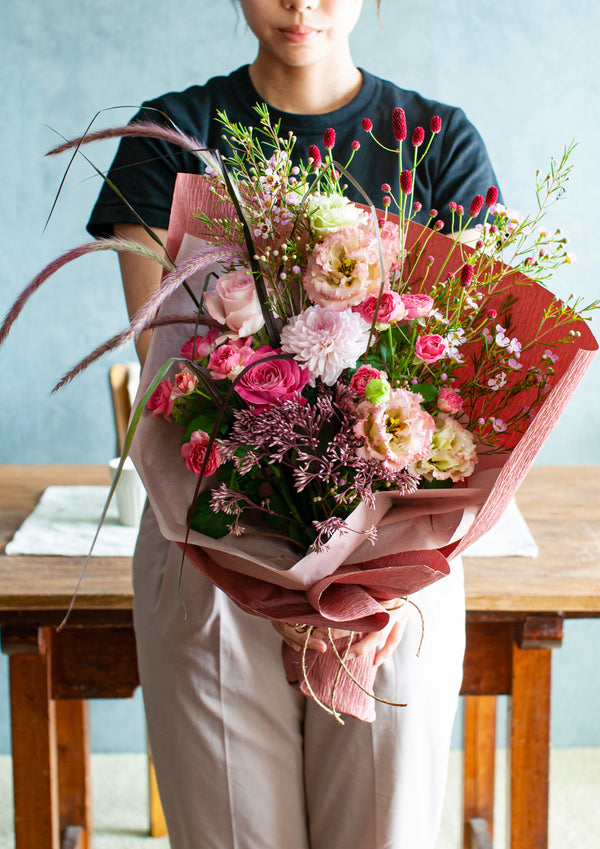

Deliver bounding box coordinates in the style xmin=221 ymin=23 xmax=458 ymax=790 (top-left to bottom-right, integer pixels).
xmin=456 ymin=204 xmax=465 ymax=216
xmin=429 ymin=208 xmax=438 ymax=218
xmin=392 ymin=107 xmax=407 ymax=141
xmin=412 ymin=126 xmax=425 ymax=147
xmin=400 ymin=169 xmax=413 ymax=194
xmin=413 ymin=201 xmax=422 ymax=212
xmin=430 ymin=115 xmax=442 ymax=134
xmin=381 ymin=182 xmax=391 ymax=192
xmin=323 ymin=127 xmax=336 ymax=150
xmin=448 ymin=201 xmax=457 ymax=213
xmin=434 ymin=220 xmax=445 ymax=231
xmin=460 ymin=263 xmax=475 ymax=287
xmin=485 ymin=185 xmax=499 ymax=208
xmin=382 ymin=195 xmax=391 ymax=208
xmin=351 ymin=140 xmax=361 ymax=150
xmin=361 ymin=117 xmax=373 ymax=132
xmin=308 ymin=144 xmax=322 ymax=168
xmin=469 ymin=195 xmax=484 ymax=218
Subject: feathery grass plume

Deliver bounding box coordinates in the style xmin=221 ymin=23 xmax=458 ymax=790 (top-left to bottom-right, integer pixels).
xmin=0 ymin=238 xmax=172 ymax=348
xmin=46 ymin=121 xmax=223 ymax=175
xmin=52 ymin=244 xmax=243 ymax=391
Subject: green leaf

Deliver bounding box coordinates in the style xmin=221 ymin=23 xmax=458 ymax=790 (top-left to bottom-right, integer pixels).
xmin=412 ymin=382 xmax=438 ymax=403
xmin=188 ymin=491 xmax=233 ymax=538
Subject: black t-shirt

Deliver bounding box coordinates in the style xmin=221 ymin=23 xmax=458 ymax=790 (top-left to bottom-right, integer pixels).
xmin=87 ymin=65 xmax=500 ymax=237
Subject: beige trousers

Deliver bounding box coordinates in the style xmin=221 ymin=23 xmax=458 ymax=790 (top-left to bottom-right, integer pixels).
xmin=133 ymin=502 xmax=465 ymax=849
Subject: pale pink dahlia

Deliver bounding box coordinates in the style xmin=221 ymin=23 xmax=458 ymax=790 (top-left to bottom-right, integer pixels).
xmin=280 ymin=305 xmax=370 ymax=385
xmin=354 ymin=387 xmax=435 ymax=472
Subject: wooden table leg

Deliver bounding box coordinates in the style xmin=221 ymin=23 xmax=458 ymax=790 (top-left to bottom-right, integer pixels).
xmin=56 ymin=700 xmax=91 ymax=849
xmin=508 ymin=617 xmax=561 ymax=849
xmin=3 ymin=626 xmax=60 ymax=849
xmin=463 ymin=695 xmax=497 ymax=849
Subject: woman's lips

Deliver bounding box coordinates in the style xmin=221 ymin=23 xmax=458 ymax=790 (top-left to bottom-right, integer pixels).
xmin=279 ymin=27 xmax=320 ymax=44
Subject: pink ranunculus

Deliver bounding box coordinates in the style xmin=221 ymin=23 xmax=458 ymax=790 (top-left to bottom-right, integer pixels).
xmin=146 ymin=379 xmax=174 ymax=419
xmin=349 ymin=365 xmax=386 ymax=398
xmin=437 ymin=387 xmax=463 ymax=414
xmin=354 ymin=290 xmax=406 ymax=327
xmin=180 ymin=327 xmax=220 ymax=361
xmin=204 ymin=268 xmax=265 ymax=337
xmin=415 ymin=334 xmax=447 ymax=363
xmin=354 ymin=387 xmax=435 ymax=471
xmin=180 ymin=430 xmax=221 ymax=477
xmin=208 ymin=338 xmax=254 ymax=380
xmin=234 ymin=345 xmax=310 ymax=408
xmin=303 ymin=224 xmax=385 ymax=311
xmin=400 ymin=293 xmax=434 ymax=319
xmin=171 ymin=369 xmax=197 ymax=399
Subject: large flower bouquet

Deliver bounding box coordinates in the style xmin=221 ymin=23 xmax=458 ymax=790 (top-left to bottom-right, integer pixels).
xmin=2 ymin=105 xmax=597 ymax=720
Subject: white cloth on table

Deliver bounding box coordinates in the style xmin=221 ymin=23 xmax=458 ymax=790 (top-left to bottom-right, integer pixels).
xmin=132 ymin=501 xmax=466 ymax=849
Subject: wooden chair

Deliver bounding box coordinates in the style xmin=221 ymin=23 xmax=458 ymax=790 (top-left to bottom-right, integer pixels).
xmin=108 ymin=363 xmax=168 ymax=839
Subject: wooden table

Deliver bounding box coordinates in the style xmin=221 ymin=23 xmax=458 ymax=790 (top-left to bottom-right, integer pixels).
xmin=1 ymin=465 xmax=599 ymax=849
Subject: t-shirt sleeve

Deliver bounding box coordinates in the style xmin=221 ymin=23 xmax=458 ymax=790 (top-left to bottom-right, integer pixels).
xmin=86 ymin=100 xmax=202 ymax=238
xmin=429 ymin=107 xmax=501 ymax=230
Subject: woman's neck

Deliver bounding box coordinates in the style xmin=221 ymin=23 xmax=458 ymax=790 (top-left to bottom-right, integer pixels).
xmin=248 ymin=50 xmax=362 ymax=115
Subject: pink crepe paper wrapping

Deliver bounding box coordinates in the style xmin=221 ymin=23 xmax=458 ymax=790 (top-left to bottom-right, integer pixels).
xmin=130 ymin=174 xmax=597 ymax=721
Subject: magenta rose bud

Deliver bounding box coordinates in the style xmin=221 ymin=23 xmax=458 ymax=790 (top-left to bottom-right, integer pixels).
xmin=400 ymin=169 xmax=413 ymax=194
xmin=430 ymin=115 xmax=442 ymax=134
xmin=361 ymin=117 xmax=373 ymax=132
xmin=485 ymin=186 xmax=499 ymax=208
xmin=350 ymin=364 xmax=386 ymax=398
xmin=469 ymin=195 xmax=484 ymax=218
xmin=392 ymin=107 xmax=407 ymax=141
xmin=460 ymin=264 xmax=474 ymax=287
xmin=308 ymin=144 xmax=322 ymax=167
xmin=351 ymin=140 xmax=361 ymax=150
xmin=415 ymin=333 xmax=447 ymax=363
xmin=147 ymin=379 xmax=174 ymax=419
xmin=437 ymin=387 xmax=463 ymax=414
xmin=180 ymin=430 xmax=221 ymax=477
xmin=323 ymin=128 xmax=336 ymax=150
xmin=412 ymin=126 xmax=425 ymax=147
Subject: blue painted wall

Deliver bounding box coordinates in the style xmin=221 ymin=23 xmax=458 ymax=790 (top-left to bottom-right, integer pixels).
xmin=1 ymin=0 xmax=598 ymax=751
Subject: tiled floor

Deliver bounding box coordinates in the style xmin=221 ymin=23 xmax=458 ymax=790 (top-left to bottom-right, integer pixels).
xmin=0 ymin=749 xmax=598 ymax=848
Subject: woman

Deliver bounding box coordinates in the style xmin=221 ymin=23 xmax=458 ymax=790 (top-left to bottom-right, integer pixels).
xmin=88 ymin=2 xmax=500 ymax=846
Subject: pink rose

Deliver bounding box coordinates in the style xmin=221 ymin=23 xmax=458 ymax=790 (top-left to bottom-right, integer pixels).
xmin=208 ymin=338 xmax=254 ymax=380
xmin=400 ymin=293 xmax=434 ymax=319
xmin=437 ymin=387 xmax=463 ymax=414
xmin=354 ymin=387 xmax=435 ymax=471
xmin=234 ymin=345 xmax=310 ymax=408
xmin=204 ymin=268 xmax=265 ymax=337
xmin=171 ymin=369 xmax=197 ymax=399
xmin=354 ymin=290 xmax=406 ymax=326
xmin=415 ymin=334 xmax=446 ymax=363
xmin=349 ymin=365 xmax=386 ymax=398
xmin=180 ymin=430 xmax=221 ymax=477
xmin=147 ymin=379 xmax=174 ymax=419
xmin=180 ymin=327 xmax=220 ymax=361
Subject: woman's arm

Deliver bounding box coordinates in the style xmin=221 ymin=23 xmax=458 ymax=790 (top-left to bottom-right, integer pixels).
xmin=114 ymin=222 xmax=169 ymax=366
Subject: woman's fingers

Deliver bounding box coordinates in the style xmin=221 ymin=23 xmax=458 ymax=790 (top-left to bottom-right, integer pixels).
xmin=271 ymin=620 xmax=328 ymax=653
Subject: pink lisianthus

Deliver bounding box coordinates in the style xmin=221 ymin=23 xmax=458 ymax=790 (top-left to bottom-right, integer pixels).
xmin=208 ymin=338 xmax=254 ymax=380
xmin=354 ymin=387 xmax=435 ymax=471
xmin=234 ymin=345 xmax=310 ymax=408
xmin=437 ymin=387 xmax=463 ymax=414
xmin=354 ymin=290 xmax=406 ymax=327
xmin=409 ymin=414 xmax=477 ymax=482
xmin=303 ymin=224 xmax=386 ymax=310
xmin=147 ymin=379 xmax=174 ymax=419
xmin=349 ymin=364 xmax=387 ymax=398
xmin=415 ymin=334 xmax=447 ymax=363
xmin=400 ymin=293 xmax=434 ymax=319
xmin=204 ymin=268 xmax=265 ymax=337
xmin=280 ymin=305 xmax=370 ymax=385
xmin=180 ymin=429 xmax=221 ymax=477
xmin=180 ymin=327 xmax=220 ymax=361
xmin=171 ymin=369 xmax=197 ymax=399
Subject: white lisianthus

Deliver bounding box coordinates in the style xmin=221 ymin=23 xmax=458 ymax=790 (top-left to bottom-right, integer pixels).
xmin=306 ymin=193 xmax=367 ymax=238
xmin=409 ymin=413 xmax=477 ymax=482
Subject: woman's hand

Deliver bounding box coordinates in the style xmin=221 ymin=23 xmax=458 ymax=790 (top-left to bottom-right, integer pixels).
xmin=271 ymin=598 xmax=411 ymax=667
